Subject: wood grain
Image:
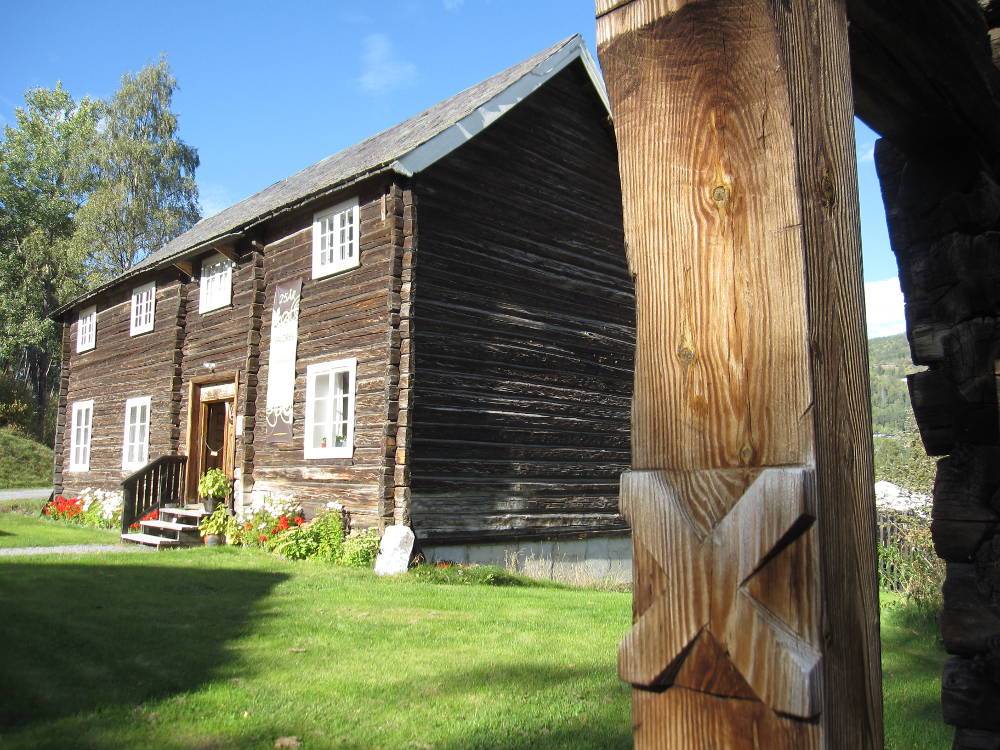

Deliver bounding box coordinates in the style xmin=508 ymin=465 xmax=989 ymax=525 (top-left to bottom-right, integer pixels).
xmin=598 ymin=0 xmax=882 ymax=746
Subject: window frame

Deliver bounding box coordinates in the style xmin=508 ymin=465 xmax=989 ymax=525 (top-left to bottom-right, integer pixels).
xmin=69 ymin=400 xmax=94 ymax=472
xmin=121 ymin=395 xmax=152 ymax=471
xmin=312 ymin=197 xmax=361 ymax=279
xmin=77 ymin=305 xmax=96 ymax=352
xmin=303 ymin=357 xmax=357 ymax=459
xmin=130 ymin=281 xmax=156 ymax=336
xmin=198 ymin=252 xmax=233 ymax=313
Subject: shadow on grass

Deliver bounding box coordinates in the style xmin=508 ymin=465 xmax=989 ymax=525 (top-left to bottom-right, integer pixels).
xmin=0 ymin=561 xmax=288 ymax=731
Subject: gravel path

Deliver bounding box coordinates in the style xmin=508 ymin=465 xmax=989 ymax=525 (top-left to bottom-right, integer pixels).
xmin=0 ymin=488 xmax=52 ymax=502
xmin=0 ymin=544 xmax=149 ymax=557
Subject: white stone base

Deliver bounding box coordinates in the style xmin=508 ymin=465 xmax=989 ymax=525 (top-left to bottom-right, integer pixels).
xmin=420 ymin=535 xmax=632 ymax=584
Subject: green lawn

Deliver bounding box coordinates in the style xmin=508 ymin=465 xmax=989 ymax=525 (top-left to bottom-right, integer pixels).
xmin=0 ymin=518 xmax=952 ymax=749
xmin=880 ymin=592 xmax=951 ymax=750
xmin=0 ymin=502 xmax=119 ymax=548
xmin=0 ymin=547 xmax=633 ymax=750
xmin=0 ymin=427 xmax=53 ymax=489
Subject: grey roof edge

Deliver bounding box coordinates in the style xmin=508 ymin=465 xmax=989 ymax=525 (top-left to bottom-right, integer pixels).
xmin=52 ymin=34 xmax=608 ymax=320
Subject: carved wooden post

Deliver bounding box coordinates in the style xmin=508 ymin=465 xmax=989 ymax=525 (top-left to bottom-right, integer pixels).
xmin=596 ymin=1 xmax=884 ymax=747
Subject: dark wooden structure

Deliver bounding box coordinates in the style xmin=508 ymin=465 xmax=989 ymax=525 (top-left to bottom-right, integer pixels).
xmin=850 ymin=2 xmax=1000 ymax=747
xmin=599 ymin=0 xmax=1000 ymax=747
xmin=51 ymin=36 xmax=635 ymax=552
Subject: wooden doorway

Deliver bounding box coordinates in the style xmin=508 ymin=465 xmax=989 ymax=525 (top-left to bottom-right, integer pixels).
xmin=185 ymin=375 xmax=238 ymax=502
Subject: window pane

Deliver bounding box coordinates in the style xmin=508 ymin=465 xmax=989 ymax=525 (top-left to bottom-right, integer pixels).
xmin=312 ymin=425 xmax=329 ymax=450
xmin=314 ymin=372 xmax=330 ymax=398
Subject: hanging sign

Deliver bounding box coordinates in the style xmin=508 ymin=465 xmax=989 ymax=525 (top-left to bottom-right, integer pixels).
xmin=265 ymin=278 xmax=302 ymax=442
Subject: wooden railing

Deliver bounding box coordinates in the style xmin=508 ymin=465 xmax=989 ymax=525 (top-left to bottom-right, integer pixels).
xmin=120 ymin=455 xmax=187 ymax=535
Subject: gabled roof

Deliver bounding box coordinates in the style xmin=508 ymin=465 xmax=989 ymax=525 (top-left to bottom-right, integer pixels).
xmin=55 ymin=34 xmax=608 ymax=317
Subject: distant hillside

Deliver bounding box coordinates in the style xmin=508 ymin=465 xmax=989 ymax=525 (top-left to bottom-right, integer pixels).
xmin=0 ymin=428 xmax=53 ymax=489
xmin=868 ymin=333 xmax=922 ymax=436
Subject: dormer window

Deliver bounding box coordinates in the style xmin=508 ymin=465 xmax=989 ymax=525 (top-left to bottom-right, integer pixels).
xmin=312 ymin=197 xmax=360 ymax=279
xmin=77 ymin=305 xmax=96 ymax=352
xmin=199 ymin=252 xmax=233 ymax=313
xmin=130 ymin=281 xmax=156 ymax=336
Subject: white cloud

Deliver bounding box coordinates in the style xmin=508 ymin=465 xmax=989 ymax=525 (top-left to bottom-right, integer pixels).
xmin=359 ymin=34 xmax=417 ymax=94
xmin=865 ymin=277 xmax=906 ymax=338
xmin=858 ymin=143 xmax=875 ymax=163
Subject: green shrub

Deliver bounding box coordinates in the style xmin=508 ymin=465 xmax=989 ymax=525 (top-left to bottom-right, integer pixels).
xmin=271 ymin=510 xmax=345 ymax=562
xmin=878 ymin=510 xmax=944 ymax=615
xmin=341 ymin=529 xmax=380 ymax=568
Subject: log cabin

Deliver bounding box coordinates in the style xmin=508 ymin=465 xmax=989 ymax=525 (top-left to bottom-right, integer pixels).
xmin=50 ymin=35 xmax=635 ymax=578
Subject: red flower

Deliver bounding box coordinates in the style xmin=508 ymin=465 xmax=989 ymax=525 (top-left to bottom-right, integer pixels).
xmin=258 ymin=535 xmax=268 ymax=542
xmin=294 ymin=517 xmax=305 ymax=526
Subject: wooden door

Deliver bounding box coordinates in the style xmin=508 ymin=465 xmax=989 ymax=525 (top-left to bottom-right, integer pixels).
xmin=185 ymin=376 xmax=238 ymax=501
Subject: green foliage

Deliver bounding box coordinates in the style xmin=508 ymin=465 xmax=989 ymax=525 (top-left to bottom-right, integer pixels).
xmin=340 ymin=529 xmax=380 ymax=568
xmin=878 ymin=510 xmax=944 ymax=615
xmin=0 ymin=427 xmax=53 ymax=489
xmin=197 ymin=468 xmax=229 ymax=500
xmin=868 ymin=333 xmax=922 ymax=436
xmin=74 ymin=58 xmax=200 ymax=278
xmin=0 ymin=59 xmax=199 ymax=444
xmin=873 ymin=430 xmax=937 ymax=496
xmin=408 ymin=562 xmax=537 ymax=587
xmin=270 ymin=510 xmax=345 ymax=562
xmin=197 ymin=501 xmax=231 ymax=537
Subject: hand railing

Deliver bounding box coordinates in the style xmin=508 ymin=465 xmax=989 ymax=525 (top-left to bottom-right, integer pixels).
xmin=120 ymin=455 xmax=188 ymax=535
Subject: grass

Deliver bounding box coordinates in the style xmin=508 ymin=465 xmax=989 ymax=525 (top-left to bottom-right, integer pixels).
xmin=0 ymin=498 xmax=119 ymax=549
xmin=0 ymin=516 xmax=953 ymax=749
xmin=0 ymin=546 xmax=633 ymax=749
xmin=880 ymin=591 xmax=951 ymax=750
xmin=0 ymin=427 xmax=53 ymax=489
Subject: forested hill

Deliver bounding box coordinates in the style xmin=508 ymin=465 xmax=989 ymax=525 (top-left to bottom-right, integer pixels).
xmin=868 ymin=333 xmax=922 ymax=436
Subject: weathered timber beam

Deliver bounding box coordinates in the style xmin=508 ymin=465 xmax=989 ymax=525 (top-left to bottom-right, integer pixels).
xmin=173 ymin=260 xmax=194 ymax=279
xmin=848 ymin=0 xmax=1000 ymax=154
xmin=597 ymin=0 xmax=883 ymax=747
xmin=213 ymin=244 xmax=239 ymax=262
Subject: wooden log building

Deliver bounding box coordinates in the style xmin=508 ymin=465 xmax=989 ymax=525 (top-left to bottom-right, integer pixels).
xmin=50 ymin=36 xmax=635 ymax=571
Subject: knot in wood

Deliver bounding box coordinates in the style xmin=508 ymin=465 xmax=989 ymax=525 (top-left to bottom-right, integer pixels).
xmin=677 ymin=345 xmax=695 ymax=367
xmin=712 ymin=185 xmax=729 ymax=203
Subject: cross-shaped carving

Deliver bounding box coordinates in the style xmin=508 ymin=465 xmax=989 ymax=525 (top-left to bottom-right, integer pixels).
xmin=619 ymin=467 xmax=821 ymax=719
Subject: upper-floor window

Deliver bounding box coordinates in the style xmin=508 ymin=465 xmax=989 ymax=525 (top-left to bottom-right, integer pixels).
xmin=77 ymin=305 xmax=96 ymax=352
xmin=304 ymin=357 xmax=357 ymax=459
xmin=69 ymin=400 xmax=94 ymax=472
xmin=312 ymin=197 xmax=360 ymax=279
xmin=130 ymin=282 xmax=156 ymax=336
xmin=122 ymin=396 xmax=151 ymax=470
xmin=199 ymin=252 xmax=233 ymax=313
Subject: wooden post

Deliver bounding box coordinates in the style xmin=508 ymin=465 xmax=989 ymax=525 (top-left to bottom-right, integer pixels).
xmin=596 ymin=1 xmax=884 ymax=747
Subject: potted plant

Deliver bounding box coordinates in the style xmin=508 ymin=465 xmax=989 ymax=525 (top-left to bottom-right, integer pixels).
xmin=199 ymin=500 xmax=231 ymax=546
xmin=198 ymin=468 xmax=231 ymax=510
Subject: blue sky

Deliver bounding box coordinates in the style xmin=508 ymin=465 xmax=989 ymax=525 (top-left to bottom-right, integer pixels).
xmin=2 ymin=0 xmax=901 ymax=337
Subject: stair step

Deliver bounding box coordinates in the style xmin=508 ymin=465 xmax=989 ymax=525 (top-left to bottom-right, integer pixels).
xmin=141 ymin=519 xmax=199 ymax=533
xmin=160 ymin=507 xmax=208 ymax=519
xmin=121 ymin=532 xmax=180 ymax=548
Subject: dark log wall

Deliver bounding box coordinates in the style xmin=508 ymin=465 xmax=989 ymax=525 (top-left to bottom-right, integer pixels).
xmin=59 ymin=272 xmax=184 ymax=496
xmin=250 ymin=184 xmax=396 ymax=523
xmin=849 ymin=1 xmax=1000 ymax=746
xmin=408 ymin=60 xmax=635 ymax=544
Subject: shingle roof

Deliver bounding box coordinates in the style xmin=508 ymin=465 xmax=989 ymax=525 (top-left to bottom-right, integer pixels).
xmin=55 ymin=34 xmax=607 ymax=317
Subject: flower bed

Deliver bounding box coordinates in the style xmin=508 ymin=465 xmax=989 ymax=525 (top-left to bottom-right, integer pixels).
xmin=43 ymin=488 xmax=123 ymax=530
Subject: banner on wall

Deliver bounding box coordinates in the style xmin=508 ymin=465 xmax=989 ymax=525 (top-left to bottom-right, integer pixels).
xmin=265 ymin=278 xmax=302 ymax=442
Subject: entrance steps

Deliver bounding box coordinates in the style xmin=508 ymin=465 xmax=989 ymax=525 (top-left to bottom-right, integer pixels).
xmin=121 ymin=505 xmax=208 ymax=548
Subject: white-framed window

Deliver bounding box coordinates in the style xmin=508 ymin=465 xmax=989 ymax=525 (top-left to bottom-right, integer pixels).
xmin=122 ymin=396 xmax=151 ymax=471
xmin=76 ymin=305 xmax=96 ymax=352
xmin=199 ymin=252 xmax=233 ymax=313
xmin=130 ymin=281 xmax=156 ymax=335
xmin=304 ymin=357 xmax=357 ymax=459
xmin=69 ymin=400 xmax=94 ymax=472
xmin=312 ymin=197 xmax=360 ymax=279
